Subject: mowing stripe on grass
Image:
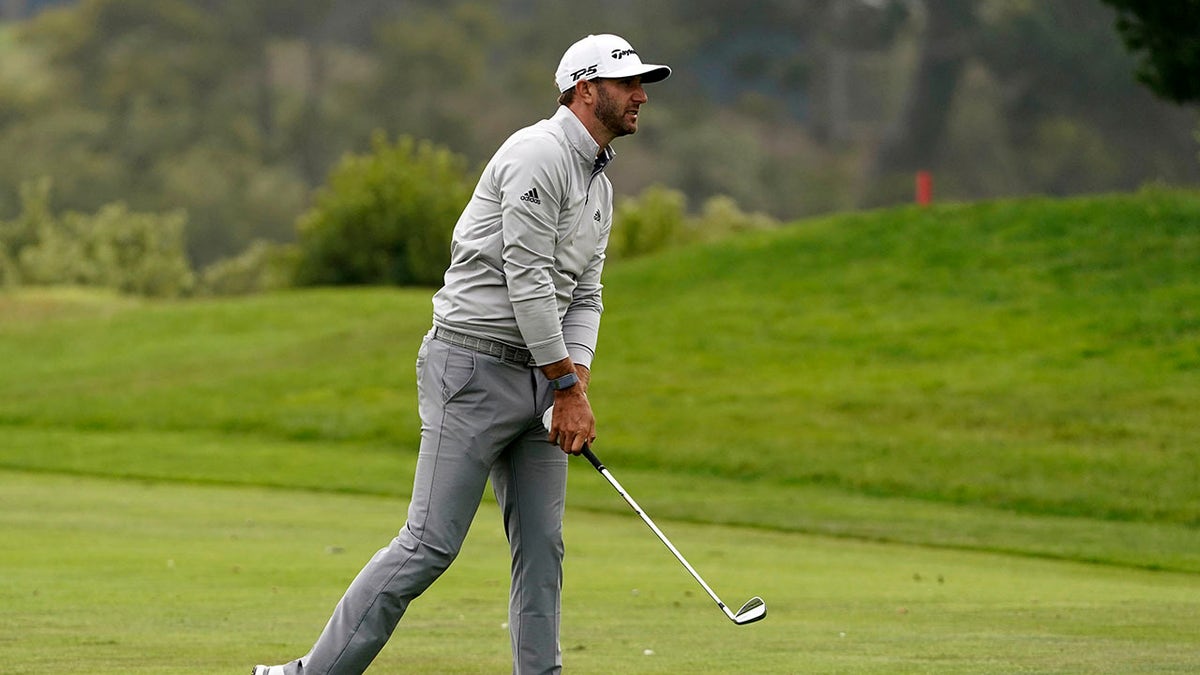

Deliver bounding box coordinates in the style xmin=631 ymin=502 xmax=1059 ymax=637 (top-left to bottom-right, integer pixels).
xmin=3 ymin=470 xmax=1199 ymax=674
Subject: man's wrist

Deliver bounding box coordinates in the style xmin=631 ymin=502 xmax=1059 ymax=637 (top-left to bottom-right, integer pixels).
xmin=540 ymin=357 xmax=575 ymax=381
xmin=549 ymin=371 xmax=579 ymax=391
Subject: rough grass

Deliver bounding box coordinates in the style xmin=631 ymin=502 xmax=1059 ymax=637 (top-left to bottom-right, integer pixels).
xmin=595 ymin=188 xmax=1200 ymax=526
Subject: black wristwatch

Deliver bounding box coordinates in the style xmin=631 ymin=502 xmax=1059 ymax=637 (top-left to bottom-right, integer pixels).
xmin=549 ymin=371 xmax=579 ymax=391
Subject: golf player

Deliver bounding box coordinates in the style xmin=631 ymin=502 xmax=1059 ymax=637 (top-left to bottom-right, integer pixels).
xmin=253 ymin=34 xmax=670 ymax=675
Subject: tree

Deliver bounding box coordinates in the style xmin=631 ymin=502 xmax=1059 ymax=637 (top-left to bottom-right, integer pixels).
xmin=4 ymin=0 xmax=353 ymax=265
xmin=968 ymin=0 xmax=1190 ymax=195
xmin=293 ymin=133 xmax=472 ymax=287
xmin=1099 ymin=0 xmax=1200 ymax=104
xmin=870 ymin=0 xmax=978 ymax=202
xmin=2 ymin=0 xmax=1198 ymax=263
xmin=365 ymin=3 xmax=505 ymax=159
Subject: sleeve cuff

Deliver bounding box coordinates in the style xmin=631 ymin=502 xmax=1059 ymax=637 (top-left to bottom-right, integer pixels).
xmin=530 ymin=341 xmax=570 ymax=367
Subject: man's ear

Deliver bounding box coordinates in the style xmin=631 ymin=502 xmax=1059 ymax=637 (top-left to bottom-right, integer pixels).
xmin=575 ymin=79 xmax=595 ymax=104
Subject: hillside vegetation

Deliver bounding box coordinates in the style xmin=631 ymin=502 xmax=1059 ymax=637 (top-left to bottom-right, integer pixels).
xmin=1 ymin=188 xmax=1197 ymax=571
xmin=2 ymin=1 xmax=1198 ymax=267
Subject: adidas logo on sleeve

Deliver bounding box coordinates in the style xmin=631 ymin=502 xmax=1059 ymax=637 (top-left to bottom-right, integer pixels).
xmin=520 ymin=188 xmax=542 ymax=205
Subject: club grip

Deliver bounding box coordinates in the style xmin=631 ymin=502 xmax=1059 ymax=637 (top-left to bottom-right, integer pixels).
xmin=581 ymin=445 xmax=605 ymax=471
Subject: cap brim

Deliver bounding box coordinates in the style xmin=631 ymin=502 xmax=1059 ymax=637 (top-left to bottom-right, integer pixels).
xmin=606 ymin=64 xmax=672 ymax=84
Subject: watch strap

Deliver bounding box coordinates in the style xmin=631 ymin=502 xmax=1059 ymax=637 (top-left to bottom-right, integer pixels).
xmin=549 ymin=371 xmax=579 ymax=391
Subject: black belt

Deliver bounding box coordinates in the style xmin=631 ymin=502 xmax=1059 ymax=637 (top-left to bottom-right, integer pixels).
xmin=433 ymin=327 xmax=536 ymax=367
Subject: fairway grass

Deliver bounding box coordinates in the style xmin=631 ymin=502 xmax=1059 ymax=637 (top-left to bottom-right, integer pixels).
xmin=3 ymin=470 xmax=1198 ymax=674
xmin=6 ymin=425 xmax=1200 ymax=574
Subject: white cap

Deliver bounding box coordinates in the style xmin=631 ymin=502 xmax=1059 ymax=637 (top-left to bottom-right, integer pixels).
xmin=554 ymin=34 xmax=672 ymax=92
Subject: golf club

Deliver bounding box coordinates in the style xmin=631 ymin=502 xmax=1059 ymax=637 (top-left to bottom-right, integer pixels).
xmin=542 ymin=407 xmax=767 ymax=625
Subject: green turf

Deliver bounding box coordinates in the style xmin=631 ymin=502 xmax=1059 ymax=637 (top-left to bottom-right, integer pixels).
xmin=4 ymin=424 xmax=1200 ymax=573
xmin=3 ymin=470 xmax=1198 ymax=674
xmin=594 ymin=188 xmax=1200 ymax=524
xmin=1 ymin=190 xmax=1198 ymax=569
xmin=1 ymin=189 xmax=1198 ymax=670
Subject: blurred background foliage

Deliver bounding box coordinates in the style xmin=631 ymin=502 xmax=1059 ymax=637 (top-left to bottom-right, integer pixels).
xmin=0 ymin=0 xmax=1196 ymax=296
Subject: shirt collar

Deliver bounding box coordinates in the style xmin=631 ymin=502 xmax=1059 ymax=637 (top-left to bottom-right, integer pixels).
xmin=552 ymin=106 xmax=617 ymax=170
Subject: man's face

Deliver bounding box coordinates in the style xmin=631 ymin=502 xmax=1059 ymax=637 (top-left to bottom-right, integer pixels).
xmin=593 ymin=77 xmax=648 ymax=138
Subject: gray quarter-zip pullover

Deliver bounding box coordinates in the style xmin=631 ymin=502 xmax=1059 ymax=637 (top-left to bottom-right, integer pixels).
xmin=432 ymin=105 xmax=613 ymax=368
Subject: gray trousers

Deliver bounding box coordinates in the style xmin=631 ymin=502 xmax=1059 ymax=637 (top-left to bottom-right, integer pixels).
xmin=284 ymin=333 xmax=565 ymax=674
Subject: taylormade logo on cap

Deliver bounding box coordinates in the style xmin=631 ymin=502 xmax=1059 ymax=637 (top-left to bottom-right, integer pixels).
xmin=555 ymin=34 xmax=672 ymax=92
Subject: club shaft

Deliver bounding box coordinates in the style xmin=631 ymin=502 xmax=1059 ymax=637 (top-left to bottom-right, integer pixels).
xmin=581 ymin=447 xmax=735 ymax=621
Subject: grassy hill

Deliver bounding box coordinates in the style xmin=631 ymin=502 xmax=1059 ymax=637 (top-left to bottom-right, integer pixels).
xmin=597 ymin=187 xmax=1200 ymax=520
xmin=1 ymin=187 xmax=1197 ymax=571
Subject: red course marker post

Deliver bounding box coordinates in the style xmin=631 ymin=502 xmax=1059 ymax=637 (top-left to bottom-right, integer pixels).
xmin=916 ymin=170 xmax=933 ymax=206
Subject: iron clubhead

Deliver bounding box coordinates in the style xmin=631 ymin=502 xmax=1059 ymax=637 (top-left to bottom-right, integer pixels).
xmin=733 ymin=596 xmax=767 ymax=625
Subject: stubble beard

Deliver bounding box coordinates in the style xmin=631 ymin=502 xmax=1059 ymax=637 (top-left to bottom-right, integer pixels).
xmin=595 ymin=85 xmax=637 ymax=138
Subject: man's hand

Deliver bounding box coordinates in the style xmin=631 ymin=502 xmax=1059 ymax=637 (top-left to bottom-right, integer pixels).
xmin=542 ymin=359 xmax=595 ymax=455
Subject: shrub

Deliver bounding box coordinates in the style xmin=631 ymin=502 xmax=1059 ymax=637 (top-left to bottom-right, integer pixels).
xmin=0 ymin=249 xmax=17 ymax=288
xmin=293 ymin=133 xmax=473 ymax=287
xmin=198 ymin=240 xmax=298 ymax=296
xmin=690 ymin=195 xmax=778 ymax=242
xmin=0 ymin=178 xmax=53 ymax=283
xmin=611 ymin=186 xmax=778 ymax=260
xmin=21 ymin=203 xmax=195 ymax=297
xmin=17 ymin=208 xmax=94 ymax=286
xmin=610 ymin=185 xmax=687 ymax=259
xmin=5 ymin=178 xmax=195 ymax=297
